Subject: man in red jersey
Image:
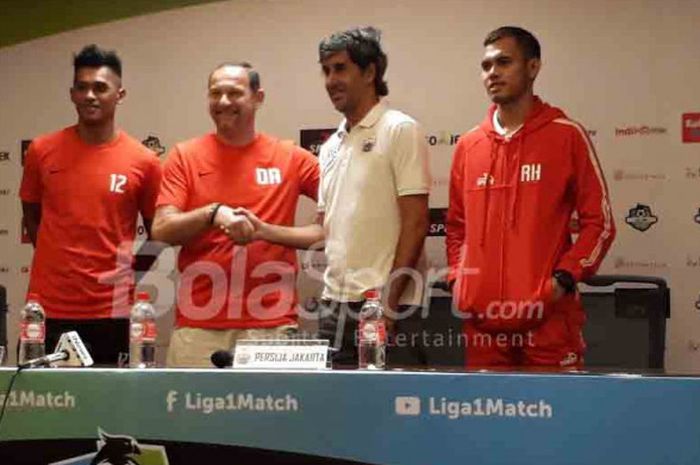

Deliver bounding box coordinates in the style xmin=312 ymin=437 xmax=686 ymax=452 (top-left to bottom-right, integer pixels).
xmin=152 ymin=63 xmax=319 ymax=367
xmin=446 ymin=27 xmax=615 ymax=367
xmin=20 ymin=45 xmax=162 ymax=365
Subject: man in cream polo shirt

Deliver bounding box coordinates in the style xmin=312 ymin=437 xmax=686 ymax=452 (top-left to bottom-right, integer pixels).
xmin=237 ymin=27 xmax=430 ymax=367
xmin=316 ymin=27 xmax=430 ymax=367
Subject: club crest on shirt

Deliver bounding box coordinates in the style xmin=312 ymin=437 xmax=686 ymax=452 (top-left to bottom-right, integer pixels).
xmin=361 ymin=137 xmax=375 ymax=152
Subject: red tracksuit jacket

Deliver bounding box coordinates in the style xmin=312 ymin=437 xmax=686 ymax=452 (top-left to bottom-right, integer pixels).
xmin=446 ymin=97 xmax=615 ymax=332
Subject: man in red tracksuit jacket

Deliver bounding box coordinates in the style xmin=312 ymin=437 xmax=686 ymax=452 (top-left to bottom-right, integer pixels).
xmin=446 ymin=26 xmax=615 ymax=367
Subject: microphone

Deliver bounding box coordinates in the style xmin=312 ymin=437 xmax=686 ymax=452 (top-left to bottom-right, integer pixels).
xmin=19 ymin=350 xmax=69 ymax=368
xmin=19 ymin=331 xmax=94 ymax=369
xmin=211 ymin=350 xmax=233 ymax=368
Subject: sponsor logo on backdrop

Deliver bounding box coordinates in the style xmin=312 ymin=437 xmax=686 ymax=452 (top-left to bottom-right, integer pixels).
xmin=0 ymin=151 xmax=9 ymax=162
xmin=428 ymin=208 xmax=447 ymax=237
xmin=685 ymin=256 xmax=700 ymax=268
xmin=587 ymin=129 xmax=597 ymax=138
xmin=0 ymin=266 xmax=9 ymax=273
xmin=300 ymin=128 xmax=335 ymax=156
xmin=684 ymin=167 xmax=700 ymax=179
xmin=0 ymin=229 xmax=9 ymax=236
xmin=0 ymin=188 xmax=9 ymax=195
xmin=615 ymin=125 xmax=667 ymax=137
xmin=614 ymin=256 xmax=668 ymax=270
xmin=141 ymin=135 xmax=166 ymax=156
xmin=625 ymin=203 xmax=658 ymax=232
xmin=613 ymin=169 xmax=667 ymax=182
xmin=696 ymin=295 xmax=700 ymax=311
xmin=694 ymin=208 xmax=700 ymax=225
xmin=682 ymin=113 xmax=700 ymax=143
xmin=425 ymin=131 xmax=460 ymax=147
xmin=21 ymin=140 xmax=32 ymax=166
xmin=50 ymin=428 xmax=169 ymax=465
xmin=20 ymin=266 xmax=30 ymax=273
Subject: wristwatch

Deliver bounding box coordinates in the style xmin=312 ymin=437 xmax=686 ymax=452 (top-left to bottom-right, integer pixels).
xmin=553 ymin=269 xmax=576 ymax=295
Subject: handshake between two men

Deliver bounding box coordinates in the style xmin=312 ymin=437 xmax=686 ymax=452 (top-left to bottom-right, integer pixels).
xmin=213 ymin=206 xmax=268 ymax=246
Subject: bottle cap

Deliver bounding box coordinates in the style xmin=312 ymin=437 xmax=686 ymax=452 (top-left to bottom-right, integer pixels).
xmin=364 ymin=289 xmax=380 ymax=300
xmin=136 ymin=291 xmax=150 ymax=302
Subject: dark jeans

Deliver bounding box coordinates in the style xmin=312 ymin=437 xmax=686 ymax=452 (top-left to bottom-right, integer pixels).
xmin=45 ymin=318 xmax=129 ymax=367
xmin=317 ymin=299 xmax=426 ymax=369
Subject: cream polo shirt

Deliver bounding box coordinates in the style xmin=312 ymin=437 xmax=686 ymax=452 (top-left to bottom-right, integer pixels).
xmin=318 ymin=101 xmax=431 ymax=304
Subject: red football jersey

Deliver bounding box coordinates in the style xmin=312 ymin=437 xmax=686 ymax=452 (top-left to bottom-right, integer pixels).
xmin=20 ymin=126 xmax=162 ymax=319
xmin=157 ymin=133 xmax=319 ymax=329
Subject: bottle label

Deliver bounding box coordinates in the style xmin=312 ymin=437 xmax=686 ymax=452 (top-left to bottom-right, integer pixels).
xmin=130 ymin=321 xmax=157 ymax=343
xmin=360 ymin=320 xmax=386 ymax=344
xmin=21 ymin=322 xmax=45 ymax=343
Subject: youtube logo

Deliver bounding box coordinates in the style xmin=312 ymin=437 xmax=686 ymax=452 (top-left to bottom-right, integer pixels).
xmin=683 ymin=113 xmax=700 ymax=143
xmin=395 ymin=396 xmax=421 ymax=416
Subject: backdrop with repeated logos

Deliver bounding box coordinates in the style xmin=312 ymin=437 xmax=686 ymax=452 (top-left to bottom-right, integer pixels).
xmin=0 ymin=0 xmax=699 ymax=370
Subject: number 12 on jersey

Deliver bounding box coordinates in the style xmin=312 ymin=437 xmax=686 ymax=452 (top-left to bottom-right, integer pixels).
xmin=109 ymin=174 xmax=127 ymax=193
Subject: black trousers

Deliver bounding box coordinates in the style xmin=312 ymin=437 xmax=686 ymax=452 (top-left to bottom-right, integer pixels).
xmin=45 ymin=318 xmax=129 ymax=367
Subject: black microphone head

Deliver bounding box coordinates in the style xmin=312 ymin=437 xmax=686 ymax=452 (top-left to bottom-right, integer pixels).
xmin=211 ymin=350 xmax=233 ymax=368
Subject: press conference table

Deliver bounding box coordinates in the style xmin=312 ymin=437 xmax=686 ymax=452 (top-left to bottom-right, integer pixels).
xmin=1 ymin=367 xmax=699 ymax=465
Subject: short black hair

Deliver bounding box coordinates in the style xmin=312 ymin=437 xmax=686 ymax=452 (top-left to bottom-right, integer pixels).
xmin=319 ymin=26 xmax=388 ymax=97
xmin=73 ymin=44 xmax=122 ymax=77
xmin=484 ymin=26 xmax=541 ymax=60
xmin=209 ymin=62 xmax=261 ymax=92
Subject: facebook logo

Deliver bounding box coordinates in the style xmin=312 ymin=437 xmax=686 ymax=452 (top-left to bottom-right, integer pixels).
xmin=395 ymin=396 xmax=421 ymax=416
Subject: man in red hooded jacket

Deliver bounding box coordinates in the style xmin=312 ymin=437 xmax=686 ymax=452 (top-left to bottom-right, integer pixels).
xmin=446 ymin=26 xmax=615 ymax=367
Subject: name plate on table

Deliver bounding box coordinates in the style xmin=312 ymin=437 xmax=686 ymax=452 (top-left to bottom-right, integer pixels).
xmin=233 ymin=339 xmax=330 ymax=370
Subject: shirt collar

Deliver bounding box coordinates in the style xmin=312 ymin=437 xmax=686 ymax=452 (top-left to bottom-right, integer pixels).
xmin=336 ymin=99 xmax=388 ymax=136
xmin=493 ymin=109 xmax=523 ymax=139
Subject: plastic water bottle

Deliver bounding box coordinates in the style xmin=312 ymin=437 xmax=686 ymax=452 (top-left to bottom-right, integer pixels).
xmin=18 ymin=294 xmax=46 ymax=365
xmin=358 ymin=289 xmax=386 ymax=370
xmin=129 ymin=292 xmax=157 ymax=368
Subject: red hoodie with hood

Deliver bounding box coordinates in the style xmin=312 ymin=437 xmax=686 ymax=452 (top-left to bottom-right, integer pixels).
xmin=446 ymin=97 xmax=615 ymax=333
